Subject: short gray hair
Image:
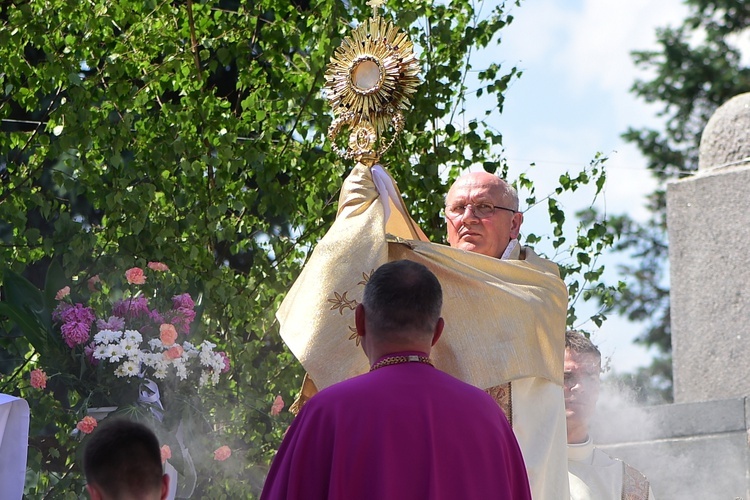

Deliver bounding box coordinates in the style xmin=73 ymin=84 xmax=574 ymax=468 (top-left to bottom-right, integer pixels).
xmin=362 ymin=260 xmax=442 ymax=342
xmin=565 ymin=330 xmax=601 ymax=358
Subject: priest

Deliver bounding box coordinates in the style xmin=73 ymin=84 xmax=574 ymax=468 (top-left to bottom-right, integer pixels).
xmin=262 ymin=260 xmax=531 ymax=499
xmin=565 ymin=329 xmax=655 ymax=499
xmin=277 ymin=163 xmax=569 ymax=499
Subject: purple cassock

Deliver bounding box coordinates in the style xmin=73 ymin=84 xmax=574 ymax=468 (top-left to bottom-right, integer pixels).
xmin=260 ymin=352 xmax=531 ymax=500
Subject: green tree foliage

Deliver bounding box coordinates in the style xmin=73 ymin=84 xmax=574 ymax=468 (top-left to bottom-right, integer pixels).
xmin=1 ymin=0 xmax=619 ymax=496
xmin=615 ymin=0 xmax=750 ymax=400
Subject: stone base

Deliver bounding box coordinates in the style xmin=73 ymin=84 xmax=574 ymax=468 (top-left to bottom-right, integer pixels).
xmin=592 ymin=397 xmax=750 ymax=498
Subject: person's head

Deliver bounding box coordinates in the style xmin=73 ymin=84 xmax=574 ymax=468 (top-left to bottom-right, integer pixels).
xmin=83 ymin=418 xmax=169 ymax=500
xmin=355 ymin=260 xmax=444 ymax=361
xmin=564 ymin=330 xmax=602 ymax=444
xmin=445 ymin=171 xmax=523 ymax=258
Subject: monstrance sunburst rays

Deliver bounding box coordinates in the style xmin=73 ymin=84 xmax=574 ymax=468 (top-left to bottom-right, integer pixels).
xmin=324 ymin=12 xmax=421 ymax=163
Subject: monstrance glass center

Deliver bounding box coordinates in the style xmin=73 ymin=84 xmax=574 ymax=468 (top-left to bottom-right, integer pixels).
xmin=352 ymin=59 xmax=381 ymax=91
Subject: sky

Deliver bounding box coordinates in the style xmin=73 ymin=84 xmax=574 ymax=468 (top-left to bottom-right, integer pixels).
xmin=465 ymin=0 xmax=691 ymax=373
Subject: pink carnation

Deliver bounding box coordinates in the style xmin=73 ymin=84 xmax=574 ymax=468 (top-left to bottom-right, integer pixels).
xmin=164 ymin=345 xmax=184 ymax=360
xmin=213 ymin=445 xmax=231 ymax=461
xmin=148 ymin=262 xmax=169 ymax=272
xmin=55 ymin=286 xmax=70 ymax=300
xmin=87 ymin=275 xmax=101 ymax=292
xmin=76 ymin=416 xmax=98 ymax=434
xmin=160 ymin=445 xmax=172 ymax=464
xmin=270 ymin=395 xmax=285 ymax=416
xmin=30 ymin=369 xmax=47 ymax=389
xmin=125 ymin=267 xmax=146 ymax=285
xmin=160 ymin=324 xmax=178 ymax=346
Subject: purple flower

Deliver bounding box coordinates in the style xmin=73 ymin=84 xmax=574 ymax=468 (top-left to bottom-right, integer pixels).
xmin=84 ymin=342 xmax=99 ymax=366
xmin=97 ymin=316 xmax=126 ymax=331
xmin=148 ymin=309 xmax=165 ymax=325
xmin=172 ymin=293 xmax=195 ymax=311
xmin=171 ymin=307 xmax=196 ymax=335
xmin=112 ymin=296 xmax=149 ymax=319
xmin=61 ymin=321 xmax=92 ymax=348
xmin=52 ymin=302 xmax=73 ymax=322
xmin=60 ymin=304 xmax=96 ymax=325
xmin=218 ymin=351 xmax=231 ymax=373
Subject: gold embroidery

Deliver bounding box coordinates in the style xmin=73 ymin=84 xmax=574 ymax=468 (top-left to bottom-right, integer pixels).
xmin=622 ymin=462 xmax=650 ymax=500
xmin=485 ymin=382 xmax=512 ymax=426
xmin=347 ymin=326 xmax=360 ymax=346
xmin=357 ymin=271 xmax=371 ymax=286
xmin=289 ymin=374 xmax=319 ymax=415
xmin=327 ymin=291 xmax=358 ymax=314
xmin=329 ymin=269 xmax=373 ymax=343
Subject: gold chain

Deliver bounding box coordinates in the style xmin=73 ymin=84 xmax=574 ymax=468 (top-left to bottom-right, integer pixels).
xmin=369 ymin=355 xmax=433 ymax=372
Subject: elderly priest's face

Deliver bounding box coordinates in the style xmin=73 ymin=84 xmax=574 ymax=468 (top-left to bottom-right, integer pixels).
xmin=445 ymin=172 xmax=522 ymax=259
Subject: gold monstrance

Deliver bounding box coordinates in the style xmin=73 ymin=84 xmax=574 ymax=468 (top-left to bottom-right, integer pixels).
xmin=324 ymin=0 xmax=421 ymax=166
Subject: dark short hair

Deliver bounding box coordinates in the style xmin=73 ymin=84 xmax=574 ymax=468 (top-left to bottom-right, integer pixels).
xmin=565 ymin=329 xmax=601 ymax=358
xmin=83 ymin=418 xmax=163 ymax=497
xmin=362 ymin=260 xmax=442 ymax=342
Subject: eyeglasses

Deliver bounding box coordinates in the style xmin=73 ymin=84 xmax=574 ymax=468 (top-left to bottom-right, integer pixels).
xmin=445 ymin=203 xmax=517 ymax=219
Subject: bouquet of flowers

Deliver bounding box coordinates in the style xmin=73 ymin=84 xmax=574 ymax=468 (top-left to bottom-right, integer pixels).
xmin=52 ymin=264 xmax=228 ymax=406
xmin=1 ymin=261 xmax=233 ymax=497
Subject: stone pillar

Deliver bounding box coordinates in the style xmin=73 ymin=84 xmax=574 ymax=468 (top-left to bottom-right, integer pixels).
xmin=667 ymin=92 xmax=750 ymax=404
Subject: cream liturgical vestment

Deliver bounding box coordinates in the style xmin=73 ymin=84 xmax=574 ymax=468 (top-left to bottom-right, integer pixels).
xmin=568 ymin=439 xmax=655 ymax=500
xmin=277 ymin=163 xmax=569 ymax=500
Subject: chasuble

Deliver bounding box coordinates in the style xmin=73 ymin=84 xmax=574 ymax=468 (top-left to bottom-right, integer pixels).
xmin=276 ymin=163 xmax=569 ymax=499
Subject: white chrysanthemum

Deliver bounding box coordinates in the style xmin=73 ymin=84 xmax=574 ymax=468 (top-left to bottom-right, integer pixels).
xmin=141 ymin=353 xmax=161 ymax=368
xmin=120 ymin=339 xmax=140 ymax=358
xmin=199 ymin=346 xmax=214 ymax=367
xmin=140 ymin=352 xmax=156 ymax=368
xmin=148 ymin=338 xmax=164 ymax=350
xmin=200 ymin=351 xmax=224 ymax=373
xmin=119 ymin=359 xmax=140 ymax=377
xmin=153 ymin=367 xmax=168 ymax=379
xmin=199 ymin=371 xmax=210 ymax=387
xmin=106 ymin=344 xmax=125 ymax=362
xmin=93 ymin=344 xmax=110 ymax=360
xmin=174 ymin=360 xmax=188 ymax=380
xmin=211 ymin=369 xmax=220 ymax=385
xmin=94 ymin=329 xmax=121 ymax=345
xmin=182 ymin=341 xmax=198 ymax=355
xmin=123 ymin=329 xmax=142 ymax=343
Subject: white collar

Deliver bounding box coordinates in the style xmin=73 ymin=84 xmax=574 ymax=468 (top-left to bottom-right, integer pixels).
xmin=500 ymin=238 xmax=519 ymax=260
xmin=567 ymin=436 xmax=595 ymax=463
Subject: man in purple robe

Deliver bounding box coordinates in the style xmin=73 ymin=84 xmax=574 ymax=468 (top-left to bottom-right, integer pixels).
xmin=261 ymin=260 xmax=531 ymax=500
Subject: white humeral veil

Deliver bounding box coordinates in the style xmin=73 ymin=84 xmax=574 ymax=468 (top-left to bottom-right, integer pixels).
xmin=0 ymin=394 xmax=30 ymax=499
xmin=276 ymin=163 xmax=569 ymax=499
